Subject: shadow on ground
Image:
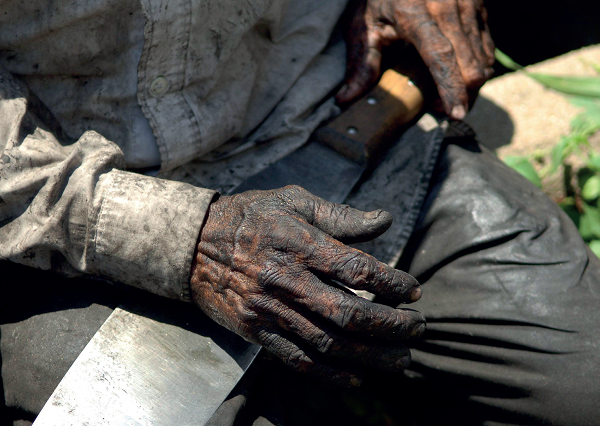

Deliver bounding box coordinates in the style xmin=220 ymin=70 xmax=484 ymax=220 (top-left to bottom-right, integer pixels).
xmin=466 ymin=95 xmax=515 ymax=152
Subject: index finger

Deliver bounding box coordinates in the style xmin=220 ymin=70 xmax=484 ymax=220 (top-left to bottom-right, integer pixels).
xmin=303 ymin=227 xmax=422 ymax=304
xmin=427 ymin=0 xmax=487 ymax=91
xmin=393 ymin=2 xmax=468 ymax=118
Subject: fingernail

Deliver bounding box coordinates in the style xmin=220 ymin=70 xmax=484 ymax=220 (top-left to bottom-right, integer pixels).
xmin=395 ymin=355 xmax=411 ymax=370
xmin=365 ymin=209 xmax=382 ymax=220
xmin=411 ymin=321 xmax=426 ymax=338
xmin=451 ymin=105 xmax=466 ymax=120
xmin=409 ymin=286 xmax=422 ymax=302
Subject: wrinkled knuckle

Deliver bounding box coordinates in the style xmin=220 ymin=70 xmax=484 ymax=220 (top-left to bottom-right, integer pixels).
xmin=340 ymin=254 xmax=372 ymax=287
xmin=245 ymin=292 xmax=271 ymax=314
xmin=426 ymin=1 xmax=451 ymax=18
xmin=317 ymin=199 xmax=340 ymax=215
xmin=432 ymin=40 xmax=456 ymax=61
xmin=318 ymin=202 xmax=350 ymax=232
xmin=258 ymin=329 xmax=281 ymax=348
xmin=259 ymin=264 xmax=288 ymax=289
xmin=337 ymin=298 xmax=366 ymax=330
xmin=313 ymin=332 xmax=336 ymax=355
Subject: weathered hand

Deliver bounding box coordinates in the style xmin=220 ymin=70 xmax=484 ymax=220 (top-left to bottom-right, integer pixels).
xmin=190 ymin=186 xmax=425 ymax=386
xmin=336 ymin=0 xmax=495 ymax=120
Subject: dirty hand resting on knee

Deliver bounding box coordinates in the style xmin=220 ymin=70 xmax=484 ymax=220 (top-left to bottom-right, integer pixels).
xmin=336 ymin=0 xmax=495 ymax=120
xmin=190 ymin=186 xmax=425 ymax=386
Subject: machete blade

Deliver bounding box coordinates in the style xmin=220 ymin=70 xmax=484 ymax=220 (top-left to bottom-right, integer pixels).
xmin=33 ymin=306 xmax=260 ymax=426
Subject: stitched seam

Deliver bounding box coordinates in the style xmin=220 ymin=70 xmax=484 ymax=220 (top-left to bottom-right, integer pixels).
xmin=399 ymin=126 xmax=444 ymax=243
xmin=391 ymin=122 xmax=444 ymax=264
xmin=91 ymin=172 xmax=117 ymax=269
xmin=169 ymin=15 xmax=203 ymax=169
xmin=171 ymin=0 xmax=203 ymax=170
xmin=136 ymin=0 xmax=170 ymax=168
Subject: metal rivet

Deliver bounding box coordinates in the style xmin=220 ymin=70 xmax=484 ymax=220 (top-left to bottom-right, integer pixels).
xmin=367 ymin=97 xmax=377 ymax=105
xmin=149 ymin=76 xmax=169 ymax=97
xmin=347 ymin=126 xmax=358 ymax=135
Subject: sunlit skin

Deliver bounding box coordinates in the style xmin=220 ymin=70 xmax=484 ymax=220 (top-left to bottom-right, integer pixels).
xmin=191 ymin=186 xmax=424 ymax=386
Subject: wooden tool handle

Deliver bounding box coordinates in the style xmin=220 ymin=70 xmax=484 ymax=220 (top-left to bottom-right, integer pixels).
xmin=319 ymin=65 xmax=426 ymax=166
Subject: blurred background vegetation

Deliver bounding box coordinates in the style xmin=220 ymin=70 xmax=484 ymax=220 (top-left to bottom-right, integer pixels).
xmin=496 ymin=50 xmax=600 ymax=256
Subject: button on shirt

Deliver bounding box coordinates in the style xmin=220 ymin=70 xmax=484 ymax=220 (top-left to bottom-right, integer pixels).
xmin=0 ymin=0 xmax=351 ymax=300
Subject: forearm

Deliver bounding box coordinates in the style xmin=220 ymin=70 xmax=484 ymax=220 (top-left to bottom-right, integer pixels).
xmin=0 ymin=67 xmax=216 ymax=300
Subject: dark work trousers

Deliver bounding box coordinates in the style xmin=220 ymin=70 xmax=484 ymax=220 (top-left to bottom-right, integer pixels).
xmin=2 ymin=136 xmax=600 ymax=426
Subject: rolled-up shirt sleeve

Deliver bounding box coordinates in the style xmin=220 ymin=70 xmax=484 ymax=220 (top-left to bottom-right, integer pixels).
xmin=0 ymin=68 xmax=216 ymax=301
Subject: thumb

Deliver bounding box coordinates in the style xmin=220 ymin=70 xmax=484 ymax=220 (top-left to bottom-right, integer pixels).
xmin=336 ymin=5 xmax=384 ymax=105
xmin=336 ymin=47 xmax=383 ymax=105
xmin=289 ymin=187 xmax=393 ymax=244
xmin=317 ymin=203 xmax=393 ymax=244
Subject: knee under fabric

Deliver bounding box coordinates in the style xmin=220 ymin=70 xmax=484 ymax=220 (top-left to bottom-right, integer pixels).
xmin=399 ymin=139 xmax=600 ymax=425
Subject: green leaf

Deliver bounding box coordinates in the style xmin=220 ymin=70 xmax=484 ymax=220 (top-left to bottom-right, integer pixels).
xmin=578 ymin=167 xmax=596 ymax=188
xmin=569 ymin=96 xmax=600 ymax=113
xmin=526 ymin=73 xmax=600 ymax=98
xmin=495 ymin=49 xmax=523 ymax=70
xmin=568 ymin=98 xmax=600 ymax=129
xmin=578 ymin=213 xmax=596 ymax=240
xmin=588 ymin=153 xmax=600 ymax=172
xmin=580 ymin=59 xmax=600 ymax=75
xmin=504 ymin=156 xmax=542 ymax=188
xmin=550 ymin=137 xmax=570 ymax=174
xmin=495 ymin=50 xmax=600 ymax=98
xmin=589 ymin=240 xmax=600 ymax=258
xmin=559 ymin=197 xmax=581 ymax=227
xmin=570 ymin=113 xmax=589 ymax=131
xmin=582 ymin=175 xmax=600 ymax=201
xmin=579 ymin=203 xmax=600 ymax=240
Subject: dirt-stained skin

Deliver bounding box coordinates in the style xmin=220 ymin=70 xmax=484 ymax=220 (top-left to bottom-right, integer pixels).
xmin=336 ymin=0 xmax=495 ymax=120
xmin=191 ymin=0 xmax=495 ymax=385
xmin=191 ymin=186 xmax=425 ymax=386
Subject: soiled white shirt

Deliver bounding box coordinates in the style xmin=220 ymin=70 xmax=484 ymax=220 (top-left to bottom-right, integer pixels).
xmin=0 ymin=0 xmax=349 ymax=300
